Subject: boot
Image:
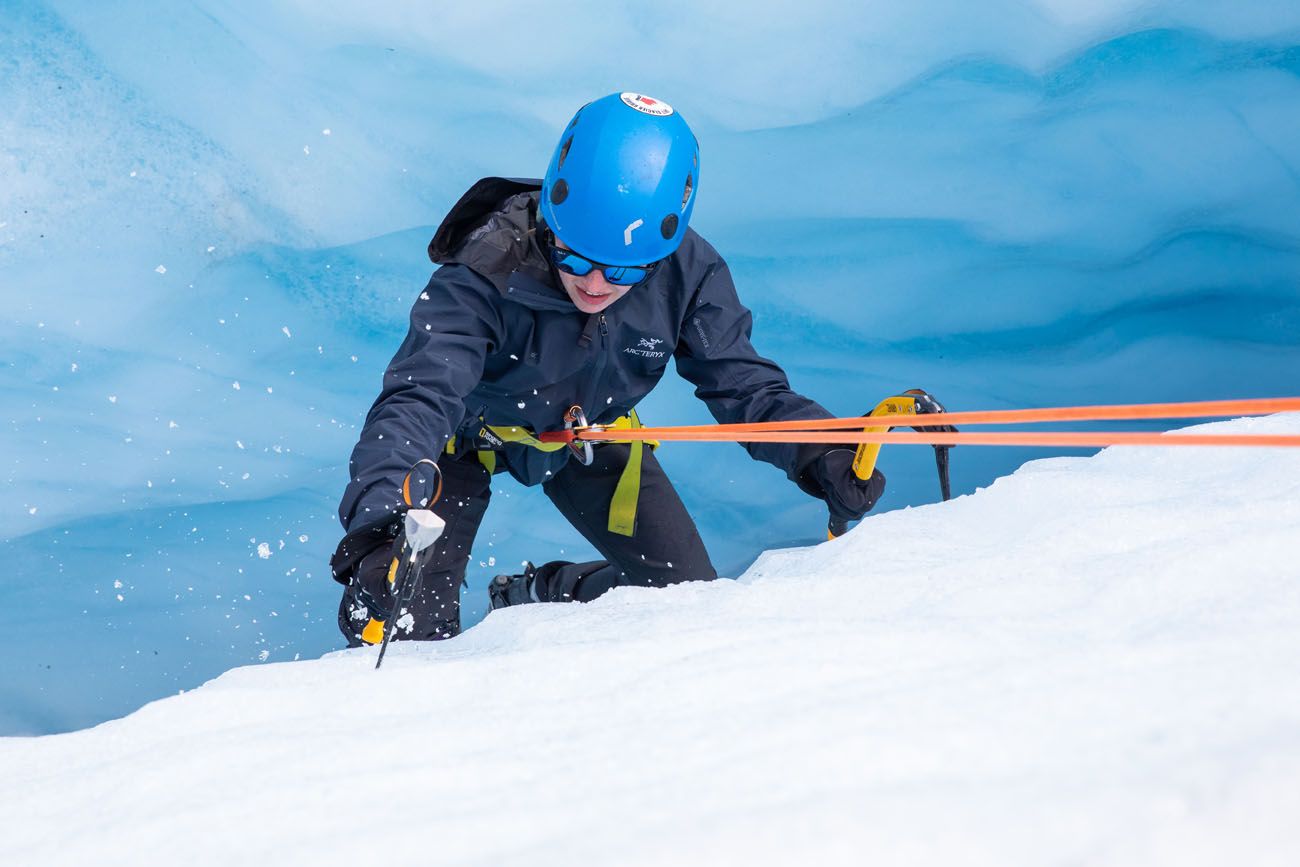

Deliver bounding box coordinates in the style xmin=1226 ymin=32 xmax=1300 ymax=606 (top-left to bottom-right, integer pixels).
xmin=488 ymin=561 xmax=540 ymax=610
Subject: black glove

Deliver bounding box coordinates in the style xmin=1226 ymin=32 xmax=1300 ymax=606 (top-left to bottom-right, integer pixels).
xmin=330 ymin=521 xmax=401 ymax=620
xmin=352 ymin=544 xmax=399 ymax=622
xmin=809 ymin=448 xmax=886 ymax=526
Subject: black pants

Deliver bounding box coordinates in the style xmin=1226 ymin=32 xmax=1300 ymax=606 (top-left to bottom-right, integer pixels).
xmin=336 ymin=444 xmax=717 ymax=645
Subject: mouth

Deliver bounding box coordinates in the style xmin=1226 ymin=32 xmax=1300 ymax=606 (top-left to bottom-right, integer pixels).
xmin=576 ymin=285 xmax=613 ymax=302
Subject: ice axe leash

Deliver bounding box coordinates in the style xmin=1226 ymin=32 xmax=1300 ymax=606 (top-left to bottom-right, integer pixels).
xmin=374 ymin=459 xmax=445 ymax=670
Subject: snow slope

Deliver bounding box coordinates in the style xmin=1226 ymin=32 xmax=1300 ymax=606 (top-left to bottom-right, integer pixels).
xmin=4 ymin=413 xmax=1298 ymax=866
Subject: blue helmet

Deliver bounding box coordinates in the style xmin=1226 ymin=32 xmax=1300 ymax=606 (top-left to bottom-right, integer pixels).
xmin=540 ymin=92 xmax=700 ymax=267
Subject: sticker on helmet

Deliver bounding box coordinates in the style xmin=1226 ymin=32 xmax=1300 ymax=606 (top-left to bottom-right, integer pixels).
xmin=620 ymin=93 xmax=674 ymax=117
xmin=623 ymin=219 xmax=644 ymax=246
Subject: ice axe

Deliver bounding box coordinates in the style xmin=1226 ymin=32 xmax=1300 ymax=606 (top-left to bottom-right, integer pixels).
xmin=827 ymin=389 xmax=957 ymax=540
xmin=374 ymin=458 xmax=445 ymax=670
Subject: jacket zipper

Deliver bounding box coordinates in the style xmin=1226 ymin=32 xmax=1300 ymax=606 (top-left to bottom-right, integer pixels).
xmin=584 ymin=313 xmax=610 ymax=419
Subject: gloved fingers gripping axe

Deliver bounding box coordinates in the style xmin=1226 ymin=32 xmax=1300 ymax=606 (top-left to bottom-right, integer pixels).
xmin=826 ymin=388 xmax=957 ymax=540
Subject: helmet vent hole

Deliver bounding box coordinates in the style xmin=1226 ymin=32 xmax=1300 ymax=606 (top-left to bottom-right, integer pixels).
xmin=660 ymin=214 xmax=679 ymax=239
xmin=681 ymin=175 xmax=693 ymax=209
xmin=558 ymin=136 xmax=573 ymax=169
xmin=551 ymin=179 xmax=569 ymax=205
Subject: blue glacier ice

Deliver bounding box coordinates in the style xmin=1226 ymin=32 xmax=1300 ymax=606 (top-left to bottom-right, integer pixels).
xmin=2 ymin=0 xmax=1298 ymax=734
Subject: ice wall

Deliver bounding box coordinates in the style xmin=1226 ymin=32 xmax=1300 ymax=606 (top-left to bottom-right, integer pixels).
xmin=2 ymin=0 xmax=1298 ymax=734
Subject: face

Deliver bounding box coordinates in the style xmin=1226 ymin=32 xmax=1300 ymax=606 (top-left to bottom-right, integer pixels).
xmin=553 ymin=238 xmax=633 ymax=315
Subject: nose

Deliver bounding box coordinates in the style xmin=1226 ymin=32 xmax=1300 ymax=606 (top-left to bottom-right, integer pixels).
xmin=579 ymin=268 xmax=611 ymax=291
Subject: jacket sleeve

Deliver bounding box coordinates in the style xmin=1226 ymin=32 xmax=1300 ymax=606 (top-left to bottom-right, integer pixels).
xmin=674 ymin=257 xmax=834 ymax=489
xmin=337 ymin=265 xmax=503 ymax=530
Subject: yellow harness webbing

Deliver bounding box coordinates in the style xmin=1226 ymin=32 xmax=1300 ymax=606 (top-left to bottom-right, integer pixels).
xmin=445 ymin=410 xmax=656 ymax=537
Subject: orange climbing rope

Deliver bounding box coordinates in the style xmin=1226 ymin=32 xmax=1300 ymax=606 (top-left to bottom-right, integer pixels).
xmin=537 ymin=397 xmax=1300 ymax=448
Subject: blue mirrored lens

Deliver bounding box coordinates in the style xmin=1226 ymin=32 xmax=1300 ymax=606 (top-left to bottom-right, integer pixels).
xmin=550 ymin=249 xmax=595 ymax=277
xmin=602 ymin=266 xmax=649 ymax=286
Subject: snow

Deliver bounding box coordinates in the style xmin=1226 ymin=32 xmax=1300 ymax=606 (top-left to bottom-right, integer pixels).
xmin=3 ymin=413 xmax=1298 ymax=865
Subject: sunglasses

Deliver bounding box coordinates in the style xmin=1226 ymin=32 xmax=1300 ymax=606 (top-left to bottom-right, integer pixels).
xmin=548 ymin=244 xmax=660 ymax=287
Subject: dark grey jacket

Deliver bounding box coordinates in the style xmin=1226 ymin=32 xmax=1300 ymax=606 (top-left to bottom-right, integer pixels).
xmin=338 ymin=177 xmax=832 ymax=530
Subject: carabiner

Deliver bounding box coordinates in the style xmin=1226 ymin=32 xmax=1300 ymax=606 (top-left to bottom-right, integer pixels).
xmin=564 ymin=405 xmax=595 ymax=466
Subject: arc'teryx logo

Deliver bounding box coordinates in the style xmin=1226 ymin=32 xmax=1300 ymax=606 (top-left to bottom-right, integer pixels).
xmin=624 ymin=336 xmax=666 ymax=359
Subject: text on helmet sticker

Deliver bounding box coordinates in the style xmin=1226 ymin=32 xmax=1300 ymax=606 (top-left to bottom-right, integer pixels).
xmin=620 ymin=93 xmax=674 ymax=117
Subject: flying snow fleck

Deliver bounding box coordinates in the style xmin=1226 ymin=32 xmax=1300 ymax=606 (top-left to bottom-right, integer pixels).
xmin=281 ymin=326 xmax=292 ymax=338
xmin=155 ymin=265 xmax=166 ymax=275
xmin=257 ymin=542 xmax=272 ymax=559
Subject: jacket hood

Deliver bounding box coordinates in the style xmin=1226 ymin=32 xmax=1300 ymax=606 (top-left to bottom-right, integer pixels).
xmin=427 ymin=177 xmax=558 ymax=297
